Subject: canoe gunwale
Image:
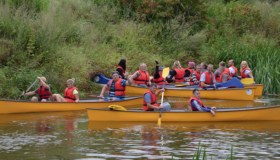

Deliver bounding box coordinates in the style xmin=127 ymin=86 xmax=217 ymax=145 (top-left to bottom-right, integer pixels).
xmin=86 ymin=105 xmax=280 ymax=113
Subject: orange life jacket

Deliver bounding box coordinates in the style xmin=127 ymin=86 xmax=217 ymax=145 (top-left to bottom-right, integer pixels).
xmin=64 ymin=87 xmax=78 ymax=102
xmin=116 ymin=66 xmax=124 ymax=74
xmin=152 ymin=72 xmax=168 ymax=85
xmin=216 ymin=68 xmax=231 ymax=80
xmin=199 ymin=72 xmax=214 ymax=88
xmin=185 ymin=68 xmax=194 ymax=77
xmin=108 ymin=78 xmax=126 ymax=96
xmin=188 ymin=96 xmax=207 ymax=111
xmin=190 ymin=71 xmax=201 ymax=85
xmin=134 ymin=70 xmax=150 ymax=86
xmin=230 ymin=66 xmax=238 ymax=76
xmin=241 ymin=67 xmax=251 ymax=78
xmin=216 ymin=71 xmax=230 ymax=83
xmin=173 ymin=68 xmax=185 ymax=82
xmin=38 ymin=86 xmax=51 ymax=99
xmin=143 ymin=90 xmax=159 ymax=111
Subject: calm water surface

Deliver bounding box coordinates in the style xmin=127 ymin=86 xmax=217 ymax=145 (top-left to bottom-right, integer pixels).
xmin=1 ymin=96 xmax=280 ymax=159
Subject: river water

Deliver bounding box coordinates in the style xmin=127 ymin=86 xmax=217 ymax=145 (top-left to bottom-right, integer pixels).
xmin=1 ymin=95 xmax=280 ymax=159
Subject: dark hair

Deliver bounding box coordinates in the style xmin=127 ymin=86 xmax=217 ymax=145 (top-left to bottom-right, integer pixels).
xmin=201 ymin=62 xmax=207 ymax=69
xmin=193 ymin=89 xmax=200 ymax=94
xmin=118 ymin=59 xmax=126 ymax=71
xmin=230 ymin=59 xmax=235 ymax=64
xmin=219 ymin=61 xmax=226 ymax=67
xmin=112 ymin=71 xmax=120 ymax=75
xmin=150 ymin=82 xmax=157 ymax=88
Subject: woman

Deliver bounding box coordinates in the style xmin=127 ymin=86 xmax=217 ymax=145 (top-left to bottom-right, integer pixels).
xmin=116 ymin=59 xmax=128 ymax=79
xmin=152 ymin=60 xmax=168 ymax=85
xmin=131 ymin=63 xmax=150 ymax=87
xmin=169 ymin=61 xmax=185 ymax=82
xmin=240 ymin=61 xmax=254 ymax=79
xmin=51 ymin=78 xmax=79 ymax=102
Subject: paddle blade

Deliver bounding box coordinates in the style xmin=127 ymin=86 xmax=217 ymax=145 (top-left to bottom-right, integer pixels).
xmin=157 ymin=118 xmax=161 ymax=127
xmin=241 ymin=78 xmax=254 ymax=84
xmin=162 ymin=67 xmax=170 ymax=78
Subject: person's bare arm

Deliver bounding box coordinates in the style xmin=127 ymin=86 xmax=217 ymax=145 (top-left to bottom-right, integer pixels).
xmin=147 ymin=102 xmax=163 ymax=110
xmin=155 ymin=88 xmax=165 ymax=97
xmin=23 ymin=91 xmax=36 ymax=96
xmin=125 ymin=77 xmax=133 ymax=86
xmin=37 ymin=77 xmax=49 ymax=89
xmin=99 ymin=85 xmax=108 ymax=98
xmin=74 ymin=93 xmax=79 ymax=103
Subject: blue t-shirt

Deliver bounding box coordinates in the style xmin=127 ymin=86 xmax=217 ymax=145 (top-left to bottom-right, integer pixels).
xmin=107 ymin=79 xmax=127 ymax=98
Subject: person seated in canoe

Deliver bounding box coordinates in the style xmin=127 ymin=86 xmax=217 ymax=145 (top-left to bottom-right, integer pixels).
xmin=214 ymin=61 xmax=231 ymax=81
xmin=228 ymin=59 xmax=238 ymax=77
xmin=239 ymin=61 xmax=255 ymax=83
xmin=22 ymin=77 xmax=51 ymax=102
xmin=215 ymin=66 xmax=230 ymax=83
xmin=116 ymin=59 xmax=128 ymax=79
xmin=151 ymin=60 xmax=168 ymax=85
xmin=143 ymin=83 xmax=171 ymax=112
xmin=131 ymin=63 xmax=150 ymax=87
xmin=199 ymin=64 xmax=222 ymax=89
xmin=99 ymin=71 xmax=133 ymax=101
xmin=187 ymin=89 xmax=216 ymax=116
xmin=51 ymin=78 xmax=79 ymax=103
xmin=167 ymin=61 xmax=187 ymax=83
xmin=189 ymin=64 xmax=202 ymax=85
xmin=185 ymin=62 xmax=195 ymax=78
xmin=201 ymin=62 xmax=208 ymax=73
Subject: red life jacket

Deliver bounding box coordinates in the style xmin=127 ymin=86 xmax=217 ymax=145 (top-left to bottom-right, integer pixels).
xmin=152 ymin=72 xmax=168 ymax=85
xmin=215 ymin=68 xmax=231 ymax=81
xmin=108 ymin=78 xmax=126 ymax=96
xmin=199 ymin=72 xmax=214 ymax=88
xmin=185 ymin=68 xmax=194 ymax=77
xmin=230 ymin=66 xmax=238 ymax=76
xmin=173 ymin=68 xmax=185 ymax=82
xmin=38 ymin=86 xmax=51 ymax=99
xmin=64 ymin=87 xmax=78 ymax=102
xmin=188 ymin=96 xmax=207 ymax=111
xmin=143 ymin=90 xmax=159 ymax=111
xmin=216 ymin=71 xmax=230 ymax=83
xmin=241 ymin=67 xmax=251 ymax=78
xmin=190 ymin=71 xmax=201 ymax=85
xmin=134 ymin=70 xmax=150 ymax=86
xmin=116 ymin=66 xmax=124 ymax=74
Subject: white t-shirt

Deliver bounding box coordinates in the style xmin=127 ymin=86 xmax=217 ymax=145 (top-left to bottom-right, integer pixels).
xmin=244 ymin=70 xmax=250 ymax=75
xmin=229 ymin=67 xmax=235 ymax=75
xmin=200 ymin=73 xmax=216 ymax=83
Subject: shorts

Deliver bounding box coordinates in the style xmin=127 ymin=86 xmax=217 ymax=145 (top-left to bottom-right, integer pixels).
xmin=104 ymin=97 xmax=125 ymax=102
xmin=38 ymin=98 xmax=50 ymax=102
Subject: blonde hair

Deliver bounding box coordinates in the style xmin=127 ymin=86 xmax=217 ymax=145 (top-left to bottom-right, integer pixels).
xmin=173 ymin=61 xmax=182 ymax=69
xmin=139 ymin=63 xmax=147 ymax=70
xmin=40 ymin=77 xmax=47 ymax=83
xmin=240 ymin=61 xmax=250 ymax=72
xmin=67 ymin=78 xmax=75 ymax=85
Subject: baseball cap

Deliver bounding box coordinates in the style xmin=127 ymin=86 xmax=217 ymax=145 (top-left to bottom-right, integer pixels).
xmin=188 ymin=62 xmax=195 ymax=66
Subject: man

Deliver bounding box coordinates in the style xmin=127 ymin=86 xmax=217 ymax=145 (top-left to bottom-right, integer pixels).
xmin=201 ymin=62 xmax=208 ymax=73
xmin=216 ymin=66 xmax=230 ymax=83
xmin=199 ymin=64 xmax=217 ymax=88
xmin=99 ymin=71 xmax=133 ymax=101
xmin=152 ymin=60 xmax=168 ymax=85
xmin=185 ymin=62 xmax=195 ymax=79
xmin=143 ymin=83 xmax=171 ymax=111
xmin=188 ymin=89 xmax=216 ymax=116
xmin=214 ymin=61 xmax=231 ymax=80
xmin=228 ymin=59 xmax=238 ymax=76
xmin=22 ymin=77 xmax=51 ymax=102
xmin=189 ymin=64 xmax=202 ymax=85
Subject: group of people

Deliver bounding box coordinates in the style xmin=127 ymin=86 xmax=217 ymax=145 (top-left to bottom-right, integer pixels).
xmin=22 ymin=58 xmax=253 ymax=115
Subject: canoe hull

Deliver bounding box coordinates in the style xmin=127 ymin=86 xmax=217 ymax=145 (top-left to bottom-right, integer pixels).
xmin=0 ymin=96 xmax=142 ymax=114
xmin=87 ymin=106 xmax=280 ymax=122
xmin=244 ymin=84 xmax=263 ymax=97
xmin=126 ymin=86 xmax=256 ymax=101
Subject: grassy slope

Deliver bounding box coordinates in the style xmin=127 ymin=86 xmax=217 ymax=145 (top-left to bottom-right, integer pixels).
xmin=0 ymin=0 xmax=280 ymax=99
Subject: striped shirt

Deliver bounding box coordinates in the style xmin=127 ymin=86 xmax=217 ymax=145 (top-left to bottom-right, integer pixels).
xmin=107 ymin=79 xmax=127 ymax=98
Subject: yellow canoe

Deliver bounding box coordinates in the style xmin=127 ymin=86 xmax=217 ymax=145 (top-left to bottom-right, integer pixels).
xmin=244 ymin=84 xmax=263 ymax=97
xmin=87 ymin=105 xmax=280 ymax=122
xmin=126 ymin=86 xmax=256 ymax=101
xmin=0 ymin=96 xmax=142 ymax=114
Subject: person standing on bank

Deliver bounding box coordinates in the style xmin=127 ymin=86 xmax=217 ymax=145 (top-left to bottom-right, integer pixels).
xmin=188 ymin=89 xmax=216 ymax=116
xmin=143 ymin=83 xmax=171 ymax=112
xmin=99 ymin=71 xmax=133 ymax=101
xmin=116 ymin=59 xmax=128 ymax=79
xmin=22 ymin=77 xmax=51 ymax=102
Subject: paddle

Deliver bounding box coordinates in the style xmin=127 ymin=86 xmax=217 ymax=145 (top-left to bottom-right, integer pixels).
xmin=241 ymin=78 xmax=254 ymax=84
xmin=157 ymin=67 xmax=170 ymax=127
xmin=175 ymin=83 xmax=190 ymax=87
xmin=18 ymin=79 xmax=38 ymax=100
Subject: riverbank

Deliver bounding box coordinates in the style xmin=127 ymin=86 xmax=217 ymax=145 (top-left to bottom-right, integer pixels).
xmin=0 ymin=0 xmax=280 ymax=99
